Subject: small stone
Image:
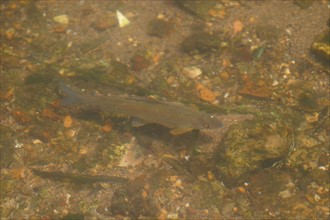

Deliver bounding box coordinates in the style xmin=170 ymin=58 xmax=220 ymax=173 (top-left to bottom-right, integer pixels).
xmin=195 ymin=83 xmax=216 ymax=103
xmin=65 ymin=129 xmax=76 ymax=138
xmin=272 ymin=80 xmax=279 ymax=86
xmin=237 ymin=187 xmax=246 ymax=193
xmin=233 ymin=20 xmax=243 ymax=35
xmin=53 ymin=14 xmax=69 ymax=25
xmin=175 ymin=179 xmax=183 ymax=188
xmin=183 ymin=66 xmax=202 ymax=79
xmin=314 ymin=194 xmax=321 ymax=202
xmin=102 ymin=123 xmax=112 ymax=132
xmin=5 ymin=28 xmax=15 ymax=40
xmin=167 ymin=213 xmax=178 ymax=219
xmin=157 ymin=13 xmax=165 ymax=19
xmin=63 ymin=115 xmax=73 ymax=128
xmin=207 ymin=171 xmax=215 ymax=180
xmin=279 ymin=190 xmax=292 ymax=199
xmin=305 ymin=112 xmax=319 ymax=123
xmin=208 ymin=8 xmax=226 ymax=18
xmin=298 ymin=135 xmax=318 ymax=148
xmin=33 ymin=139 xmax=42 ymax=144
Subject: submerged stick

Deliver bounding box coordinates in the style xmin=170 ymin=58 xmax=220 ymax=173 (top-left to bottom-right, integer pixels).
xmin=31 ymin=168 xmax=128 ymax=184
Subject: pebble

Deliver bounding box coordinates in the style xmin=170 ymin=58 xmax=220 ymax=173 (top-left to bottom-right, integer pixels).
xmin=304 ymin=112 xmax=319 ymax=123
xmin=53 ymin=15 xmax=69 ymax=25
xmin=278 ymin=190 xmax=292 ymax=199
xmin=183 ymin=66 xmax=202 ymax=79
xmin=63 ymin=115 xmax=73 ymax=128
xmin=298 ymin=135 xmax=319 ymax=148
xmin=314 ymin=194 xmax=321 ymax=202
xmin=5 ymin=28 xmax=15 ymax=40
xmin=195 ymin=83 xmax=216 ymax=103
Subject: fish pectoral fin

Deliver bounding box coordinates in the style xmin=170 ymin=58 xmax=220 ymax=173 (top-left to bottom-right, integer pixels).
xmin=131 ymin=117 xmax=147 ymax=127
xmin=58 ymin=82 xmax=82 ymax=106
xmin=170 ymin=127 xmax=193 ymax=135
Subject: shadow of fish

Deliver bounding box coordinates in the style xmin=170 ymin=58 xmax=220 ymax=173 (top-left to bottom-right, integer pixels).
xmin=59 ymin=82 xmax=223 ymax=135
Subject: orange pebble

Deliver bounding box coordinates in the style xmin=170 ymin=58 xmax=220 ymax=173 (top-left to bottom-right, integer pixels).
xmin=102 ymin=123 xmax=112 ymax=132
xmin=238 ymin=187 xmax=246 ymax=193
xmin=196 ymin=83 xmax=216 ymax=103
xmin=63 ymin=115 xmax=73 ymax=128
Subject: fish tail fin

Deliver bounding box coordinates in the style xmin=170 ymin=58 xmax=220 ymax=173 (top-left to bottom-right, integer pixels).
xmin=58 ymin=82 xmax=82 ymax=106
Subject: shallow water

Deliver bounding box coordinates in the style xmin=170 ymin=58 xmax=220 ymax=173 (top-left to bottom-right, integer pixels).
xmin=1 ymin=1 xmax=329 ymax=219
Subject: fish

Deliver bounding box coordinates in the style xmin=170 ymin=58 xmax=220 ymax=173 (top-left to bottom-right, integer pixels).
xmin=59 ymin=82 xmax=223 ymax=135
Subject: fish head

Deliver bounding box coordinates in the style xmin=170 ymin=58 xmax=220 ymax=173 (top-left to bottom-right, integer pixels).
xmin=200 ymin=114 xmax=223 ymax=130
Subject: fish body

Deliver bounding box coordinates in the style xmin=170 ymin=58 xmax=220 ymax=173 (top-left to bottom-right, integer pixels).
xmin=59 ymin=83 xmax=223 ymax=134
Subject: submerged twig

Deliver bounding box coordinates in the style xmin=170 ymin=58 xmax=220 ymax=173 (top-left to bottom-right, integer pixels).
xmin=31 ymin=168 xmax=128 ymax=184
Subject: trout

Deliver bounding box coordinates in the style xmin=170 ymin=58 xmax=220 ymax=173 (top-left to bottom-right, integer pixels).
xmin=59 ymin=83 xmax=223 ymax=135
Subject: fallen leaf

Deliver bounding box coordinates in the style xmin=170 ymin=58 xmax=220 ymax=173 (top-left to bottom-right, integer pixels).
xmin=116 ymin=10 xmax=130 ymax=28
